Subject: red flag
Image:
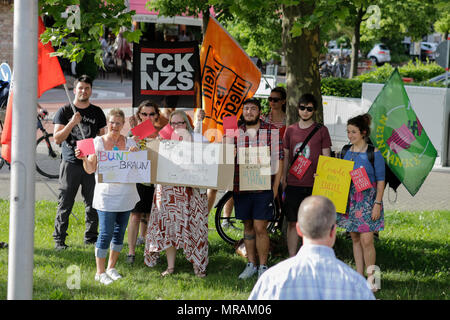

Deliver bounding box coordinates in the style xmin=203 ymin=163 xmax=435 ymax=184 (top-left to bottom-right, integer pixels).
xmin=1 ymin=17 xmax=66 ymax=163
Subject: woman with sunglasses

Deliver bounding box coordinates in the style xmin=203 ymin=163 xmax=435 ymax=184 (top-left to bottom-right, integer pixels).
xmin=144 ymin=110 xmax=209 ymax=278
xmin=261 ymin=87 xmax=287 ymax=138
xmin=126 ymin=101 xmax=167 ymax=264
xmin=281 ymin=93 xmax=332 ymax=257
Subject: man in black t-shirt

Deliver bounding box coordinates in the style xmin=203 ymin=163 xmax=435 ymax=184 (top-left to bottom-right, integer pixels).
xmin=52 ymin=75 xmax=106 ymax=251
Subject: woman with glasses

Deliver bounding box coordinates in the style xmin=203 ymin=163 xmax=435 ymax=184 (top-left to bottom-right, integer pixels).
xmin=144 ymin=110 xmax=209 ymax=278
xmin=261 ymin=86 xmax=287 ymax=137
xmin=126 ymin=101 xmax=167 ymax=264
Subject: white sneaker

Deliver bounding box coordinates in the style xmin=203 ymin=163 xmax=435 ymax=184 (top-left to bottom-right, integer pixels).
xmin=258 ymin=265 xmax=268 ymax=279
xmin=238 ymin=262 xmax=257 ymax=279
xmin=106 ymin=268 xmax=122 ymax=281
xmin=136 ymin=236 xmax=145 ymax=246
xmin=95 ymin=273 xmax=113 ymax=285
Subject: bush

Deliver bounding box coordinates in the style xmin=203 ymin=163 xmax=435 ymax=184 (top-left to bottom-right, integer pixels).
xmin=321 ymin=77 xmax=363 ymax=98
xmin=398 ymin=60 xmax=444 ymax=82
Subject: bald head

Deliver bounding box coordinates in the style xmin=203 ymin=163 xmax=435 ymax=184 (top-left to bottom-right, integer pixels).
xmin=297 ymin=196 xmax=336 ymax=240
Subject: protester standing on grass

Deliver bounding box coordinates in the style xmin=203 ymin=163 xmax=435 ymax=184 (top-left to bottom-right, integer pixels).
xmin=249 ymin=195 xmax=375 ymax=300
xmin=52 ymin=75 xmax=107 ymax=251
xmin=281 ymin=93 xmax=332 ymax=257
xmin=76 ymin=108 xmax=139 ymax=285
xmin=231 ymin=98 xmax=284 ymax=280
xmin=126 ymin=101 xmax=166 ymax=264
xmin=337 ymin=114 xmax=385 ymax=292
xmin=261 ymin=86 xmax=287 ymax=137
xmin=144 ymin=110 xmax=209 ymax=278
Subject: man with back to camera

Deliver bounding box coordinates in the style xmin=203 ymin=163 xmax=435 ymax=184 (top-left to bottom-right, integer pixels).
xmin=281 ymin=93 xmax=332 ymax=257
xmin=248 ymin=195 xmax=375 ymax=300
xmin=52 ymin=75 xmax=107 ymax=251
xmin=230 ymin=98 xmax=284 ymax=280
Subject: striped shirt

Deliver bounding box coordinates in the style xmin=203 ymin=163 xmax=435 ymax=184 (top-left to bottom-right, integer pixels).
xmin=248 ymin=244 xmax=375 ymax=300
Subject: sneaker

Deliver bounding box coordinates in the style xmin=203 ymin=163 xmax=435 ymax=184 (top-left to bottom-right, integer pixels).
xmin=238 ymin=262 xmax=257 ymax=279
xmin=126 ymin=254 xmax=135 ymax=264
xmin=221 ymin=220 xmax=231 ymax=229
xmin=136 ymin=236 xmax=145 ymax=246
xmin=106 ymin=268 xmax=122 ymax=281
xmin=84 ymin=239 xmax=97 ymax=245
xmin=258 ymin=265 xmax=268 ymax=279
xmin=95 ymin=273 xmax=113 ymax=285
xmin=54 ymin=242 xmax=69 ymax=251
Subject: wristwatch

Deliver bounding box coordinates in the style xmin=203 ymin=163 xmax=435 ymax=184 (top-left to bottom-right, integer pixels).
xmin=374 ymin=201 xmax=382 ymax=205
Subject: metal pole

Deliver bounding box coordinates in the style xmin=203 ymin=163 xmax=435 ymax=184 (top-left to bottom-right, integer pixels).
xmin=7 ymin=0 xmax=38 ymax=300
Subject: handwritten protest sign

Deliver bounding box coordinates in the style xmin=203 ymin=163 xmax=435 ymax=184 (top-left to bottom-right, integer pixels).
xmin=312 ymin=155 xmax=354 ymax=214
xmin=239 ymin=146 xmax=271 ymax=191
xmin=289 ymin=155 xmax=312 ymax=181
xmin=350 ymin=167 xmax=372 ymax=192
xmin=98 ymin=150 xmax=150 ymax=183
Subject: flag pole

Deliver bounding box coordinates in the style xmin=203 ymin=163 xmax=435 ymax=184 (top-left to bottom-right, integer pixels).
xmin=7 ymin=0 xmax=38 ymax=300
xmin=63 ymin=83 xmax=86 ymax=140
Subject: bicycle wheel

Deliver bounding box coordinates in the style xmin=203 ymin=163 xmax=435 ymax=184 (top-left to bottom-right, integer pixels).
xmin=214 ymin=191 xmax=278 ymax=246
xmin=36 ymin=133 xmax=61 ymax=179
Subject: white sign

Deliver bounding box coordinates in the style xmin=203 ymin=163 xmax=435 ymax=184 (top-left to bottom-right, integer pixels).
xmin=254 ymin=75 xmax=276 ymax=98
xmin=0 ymin=63 xmax=11 ymax=82
xmin=98 ymin=150 xmax=150 ymax=183
xmin=156 ymin=140 xmax=220 ymax=187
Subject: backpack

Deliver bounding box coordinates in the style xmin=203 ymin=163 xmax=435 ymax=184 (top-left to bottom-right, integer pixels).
xmin=340 ymin=143 xmax=401 ymax=194
xmin=0 ymin=80 xmax=10 ymax=110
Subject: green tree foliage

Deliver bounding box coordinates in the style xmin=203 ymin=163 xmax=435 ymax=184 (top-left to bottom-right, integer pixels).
xmin=39 ymin=0 xmax=142 ymax=70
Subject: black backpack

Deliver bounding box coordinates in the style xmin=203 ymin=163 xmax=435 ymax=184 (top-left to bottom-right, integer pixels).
xmin=0 ymin=80 xmax=10 ymax=110
xmin=340 ymin=143 xmax=401 ymax=193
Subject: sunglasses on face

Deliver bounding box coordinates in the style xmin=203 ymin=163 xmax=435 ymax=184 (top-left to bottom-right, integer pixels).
xmin=268 ymin=97 xmax=281 ymax=102
xmin=298 ymin=105 xmax=314 ymax=112
xmin=140 ymin=112 xmax=157 ymax=117
xmin=170 ymin=121 xmax=186 ymax=126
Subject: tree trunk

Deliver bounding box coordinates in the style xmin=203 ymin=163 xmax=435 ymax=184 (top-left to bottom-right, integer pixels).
xmin=350 ymin=8 xmax=364 ymax=78
xmin=281 ymin=2 xmax=322 ymax=126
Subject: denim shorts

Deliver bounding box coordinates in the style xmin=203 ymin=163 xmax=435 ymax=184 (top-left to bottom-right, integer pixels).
xmin=233 ymin=191 xmax=274 ymax=221
xmin=95 ymin=210 xmax=131 ymax=258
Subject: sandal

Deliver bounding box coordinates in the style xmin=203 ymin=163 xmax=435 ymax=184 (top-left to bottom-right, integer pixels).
xmin=161 ymin=267 xmax=175 ymax=277
xmin=193 ymin=265 xmax=206 ymax=278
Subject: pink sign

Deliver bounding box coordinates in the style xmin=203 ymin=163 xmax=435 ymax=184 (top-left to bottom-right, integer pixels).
xmin=350 ymin=167 xmax=372 ymax=192
xmin=158 ymin=124 xmax=180 ymax=141
xmin=289 ymin=155 xmax=312 ymax=181
xmin=223 ymin=115 xmax=239 ymax=137
xmin=131 ymin=119 xmax=157 ymax=139
xmin=76 ymin=138 xmax=95 ymax=157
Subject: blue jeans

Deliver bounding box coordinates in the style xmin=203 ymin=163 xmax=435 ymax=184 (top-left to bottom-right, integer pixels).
xmin=95 ymin=210 xmax=131 ymax=258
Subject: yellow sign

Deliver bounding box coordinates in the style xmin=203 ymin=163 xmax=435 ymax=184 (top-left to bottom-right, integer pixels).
xmin=312 ymin=155 xmax=354 ymax=214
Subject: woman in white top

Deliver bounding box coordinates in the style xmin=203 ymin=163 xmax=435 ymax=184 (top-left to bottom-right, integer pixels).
xmin=75 ymin=108 xmax=139 ymax=285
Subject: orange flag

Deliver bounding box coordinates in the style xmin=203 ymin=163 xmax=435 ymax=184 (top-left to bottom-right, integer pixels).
xmin=200 ymin=17 xmax=261 ymax=142
xmin=1 ymin=17 xmax=66 ymax=163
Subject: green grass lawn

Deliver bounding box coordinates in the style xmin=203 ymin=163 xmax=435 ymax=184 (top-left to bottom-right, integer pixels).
xmin=0 ymin=199 xmax=448 ymax=300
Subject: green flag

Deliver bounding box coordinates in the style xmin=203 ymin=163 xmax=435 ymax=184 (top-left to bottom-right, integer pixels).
xmin=368 ymin=68 xmax=437 ymax=196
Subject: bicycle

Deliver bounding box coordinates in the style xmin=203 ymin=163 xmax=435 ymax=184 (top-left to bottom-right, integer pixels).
xmin=214 ymin=189 xmax=284 ymax=246
xmin=0 ymin=110 xmax=61 ymax=179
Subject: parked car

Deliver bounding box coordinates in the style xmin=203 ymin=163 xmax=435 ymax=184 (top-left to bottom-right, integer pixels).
xmin=421 ymin=42 xmax=438 ymax=61
xmin=328 ymin=40 xmax=351 ymax=57
xmin=367 ymin=43 xmax=391 ymax=66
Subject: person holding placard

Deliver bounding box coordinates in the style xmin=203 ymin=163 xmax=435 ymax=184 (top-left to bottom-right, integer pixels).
xmin=281 ymin=93 xmax=332 ymax=257
xmin=231 ymin=98 xmax=284 ymax=280
xmin=52 ymin=75 xmax=107 ymax=251
xmin=144 ymin=110 xmax=209 ymax=278
xmin=337 ymin=114 xmax=385 ymax=292
xmin=126 ymin=101 xmax=166 ymax=264
xmin=75 ymin=108 xmax=140 ymax=285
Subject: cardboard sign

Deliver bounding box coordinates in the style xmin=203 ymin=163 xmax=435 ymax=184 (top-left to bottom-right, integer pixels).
xmin=76 ymin=138 xmax=95 ymax=157
xmin=350 ymin=167 xmax=372 ymax=192
xmin=147 ymin=139 xmax=235 ymax=190
xmin=312 ymin=155 xmax=354 ymax=214
xmin=132 ymin=41 xmax=201 ymax=109
xmin=98 ymin=150 xmax=150 ymax=183
xmin=131 ymin=119 xmax=157 ymax=139
xmin=289 ymin=155 xmax=312 ymax=181
xmin=238 ymin=146 xmax=271 ymax=191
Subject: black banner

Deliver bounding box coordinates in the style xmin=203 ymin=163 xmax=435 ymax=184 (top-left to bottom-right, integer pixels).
xmin=132 ymin=41 xmax=201 ymax=109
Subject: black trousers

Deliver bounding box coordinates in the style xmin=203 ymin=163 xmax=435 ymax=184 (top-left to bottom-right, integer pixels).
xmin=53 ymin=160 xmax=98 ymax=244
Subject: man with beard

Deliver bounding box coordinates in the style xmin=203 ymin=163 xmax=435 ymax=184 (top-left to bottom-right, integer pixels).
xmin=281 ymin=93 xmax=332 ymax=257
xmin=231 ymin=98 xmax=284 ymax=280
xmin=52 ymin=75 xmax=107 ymax=251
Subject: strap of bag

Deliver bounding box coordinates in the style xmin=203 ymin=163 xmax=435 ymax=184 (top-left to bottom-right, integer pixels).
xmin=289 ymin=123 xmax=322 ymax=168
